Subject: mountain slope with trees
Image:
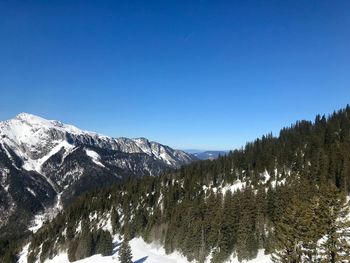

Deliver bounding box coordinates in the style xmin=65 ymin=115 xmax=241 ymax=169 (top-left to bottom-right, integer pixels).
xmin=0 ymin=113 xmax=195 ymax=262
xmin=4 ymin=106 xmax=350 ymax=262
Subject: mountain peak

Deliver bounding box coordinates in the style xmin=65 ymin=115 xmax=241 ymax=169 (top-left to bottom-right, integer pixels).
xmin=10 ymin=113 xmax=92 ymax=136
xmin=15 ymin=112 xmax=47 ymax=123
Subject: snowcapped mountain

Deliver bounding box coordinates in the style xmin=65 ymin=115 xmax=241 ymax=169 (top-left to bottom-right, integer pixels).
xmin=0 ymin=113 xmax=195 ymax=228
xmin=0 ymin=113 xmax=193 ymax=172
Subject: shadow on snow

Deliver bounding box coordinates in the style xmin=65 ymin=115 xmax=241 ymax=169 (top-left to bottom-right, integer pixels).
xmin=134 ymin=256 xmax=148 ymax=263
xmin=112 ymin=241 xmax=122 ymax=254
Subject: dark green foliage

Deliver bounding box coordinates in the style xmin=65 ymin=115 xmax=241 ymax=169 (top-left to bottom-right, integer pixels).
xmin=27 ymin=252 xmax=36 ymax=263
xmin=66 ymin=221 xmax=75 ymax=241
xmin=235 ymin=189 xmax=259 ymax=261
xmin=40 ymin=241 xmax=51 ymax=262
xmin=118 ymin=240 xmax=133 ymax=263
xmin=272 ymin=198 xmax=311 ymax=263
xmin=74 ymin=231 xmax=93 ymax=261
xmin=94 ymin=230 xmax=113 ymax=256
xmin=0 ymin=201 xmax=45 ymax=262
xmin=318 ymin=185 xmax=350 ymax=263
xmin=111 ymin=208 xmax=121 ymax=234
xmin=0 ymin=239 xmax=21 ymax=263
xmin=67 ymin=226 xmax=113 ymax=261
xmin=67 ymin=239 xmax=78 ymax=262
xmin=272 ymin=184 xmax=350 ymax=263
xmin=1 ymin=250 xmax=17 ymax=263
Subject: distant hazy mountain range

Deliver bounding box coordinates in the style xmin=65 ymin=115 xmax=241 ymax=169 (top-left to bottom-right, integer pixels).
xmin=184 ymin=150 xmax=228 ymax=160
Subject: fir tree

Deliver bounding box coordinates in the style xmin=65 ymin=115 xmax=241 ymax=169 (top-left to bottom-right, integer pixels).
xmin=74 ymin=232 xmax=93 ymax=260
xmin=111 ymin=208 xmax=121 ymax=234
xmin=271 ymin=198 xmax=311 ymax=263
xmin=118 ymin=240 xmax=133 ymax=263
xmin=95 ymin=230 xmax=113 ymax=256
xmin=67 ymin=240 xmax=78 ymax=262
xmin=318 ymin=185 xmax=350 ymax=263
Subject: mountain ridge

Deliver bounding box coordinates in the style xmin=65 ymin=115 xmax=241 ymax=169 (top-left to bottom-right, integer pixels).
xmin=0 ymin=113 xmax=194 ymax=171
xmin=0 ymin=113 xmax=195 ymax=243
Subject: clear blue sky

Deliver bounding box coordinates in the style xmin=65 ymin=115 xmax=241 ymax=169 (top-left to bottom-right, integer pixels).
xmin=0 ymin=1 xmax=349 ymax=150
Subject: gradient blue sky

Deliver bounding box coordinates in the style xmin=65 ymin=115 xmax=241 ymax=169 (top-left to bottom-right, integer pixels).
xmin=0 ymin=1 xmax=349 ymax=150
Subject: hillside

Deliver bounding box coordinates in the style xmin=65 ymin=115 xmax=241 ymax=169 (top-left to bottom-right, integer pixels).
xmin=3 ymin=106 xmax=350 ymax=262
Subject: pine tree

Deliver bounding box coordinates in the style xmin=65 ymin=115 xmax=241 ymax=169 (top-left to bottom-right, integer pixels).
xmin=235 ymin=188 xmax=259 ymax=262
xmin=217 ymin=191 xmax=237 ymax=260
xmin=74 ymin=232 xmax=93 ymax=260
xmin=111 ymin=208 xmax=121 ymax=234
xmin=236 ymin=211 xmax=258 ymax=262
xmin=95 ymin=230 xmax=113 ymax=256
xmin=300 ymin=196 xmax=324 ymax=263
xmin=271 ymin=198 xmax=311 ymax=263
xmin=318 ymin=185 xmax=350 ymax=263
xmin=206 ymin=191 xmax=223 ymax=248
xmin=118 ymin=240 xmax=133 ymax=263
xmin=67 ymin=239 xmax=78 ymax=262
xmin=66 ymin=221 xmax=75 ymax=241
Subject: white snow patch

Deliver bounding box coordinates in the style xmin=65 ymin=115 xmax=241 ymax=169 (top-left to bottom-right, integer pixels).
xmin=160 ymin=151 xmax=172 ymax=165
xmin=26 ymin=187 xmax=36 ymax=196
xmin=202 ymin=179 xmax=246 ymax=196
xmin=89 ymin=211 xmax=98 ymax=221
xmin=224 ymin=250 xmax=271 ymax=263
xmin=17 ymin=243 xmax=30 ymax=263
xmin=101 ymin=215 xmax=113 ymax=233
xmin=76 ymin=220 xmax=82 ymax=234
xmin=271 ymin=177 xmax=286 ymax=189
xmin=221 ymin=179 xmax=246 ymax=194
xmin=262 ymin=170 xmax=270 ymax=184
xmin=28 ymin=213 xmax=45 ymax=233
xmin=22 ymin=141 xmax=74 ymax=173
xmin=85 ymin=149 xmax=105 ymax=167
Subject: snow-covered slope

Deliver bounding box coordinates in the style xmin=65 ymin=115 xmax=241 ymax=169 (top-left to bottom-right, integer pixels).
xmin=43 ymin=240 xmax=272 ymax=263
xmin=18 ymin=237 xmax=272 ymax=263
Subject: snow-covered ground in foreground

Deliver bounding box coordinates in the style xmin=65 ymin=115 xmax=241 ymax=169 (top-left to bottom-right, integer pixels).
xmin=18 ymin=237 xmax=272 ymax=263
xmin=19 ymin=237 xmax=190 ymax=263
xmin=224 ymin=250 xmax=271 ymax=263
